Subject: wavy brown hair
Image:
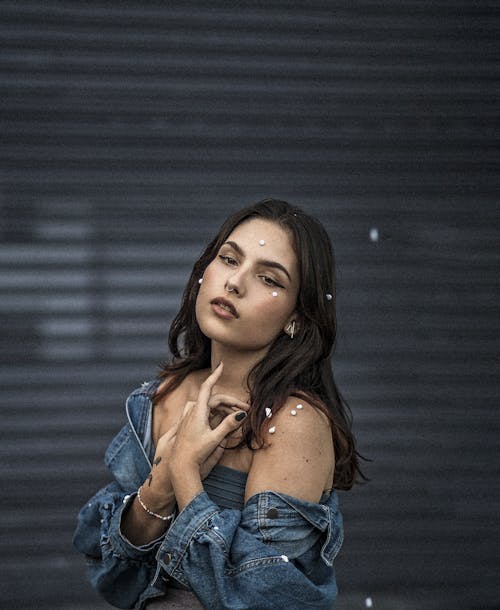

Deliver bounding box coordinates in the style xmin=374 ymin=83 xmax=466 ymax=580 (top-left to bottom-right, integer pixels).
xmin=155 ymin=198 xmax=364 ymax=490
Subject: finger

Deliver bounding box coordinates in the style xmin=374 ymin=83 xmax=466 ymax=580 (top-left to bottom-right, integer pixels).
xmin=158 ymin=424 xmax=177 ymax=444
xmin=177 ymin=401 xmax=196 ymax=431
xmin=211 ymin=410 xmax=247 ymax=445
xmin=210 ymin=405 xmax=237 ymax=419
xmin=181 ymin=400 xmax=196 ymax=418
xmin=207 ymin=394 xmax=250 ymax=411
xmin=197 ymin=361 xmax=224 ymax=409
xmin=203 ymin=442 xmax=226 ymax=472
xmin=155 ymin=424 xmax=178 ymax=453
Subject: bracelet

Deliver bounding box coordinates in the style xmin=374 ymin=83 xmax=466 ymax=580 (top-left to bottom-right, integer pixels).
xmin=137 ymin=486 xmax=175 ymax=522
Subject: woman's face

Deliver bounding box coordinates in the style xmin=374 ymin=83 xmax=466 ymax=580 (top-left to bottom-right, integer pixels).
xmin=195 ymin=218 xmax=300 ymax=355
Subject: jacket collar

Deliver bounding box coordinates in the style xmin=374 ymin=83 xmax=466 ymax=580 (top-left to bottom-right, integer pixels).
xmin=106 ymin=378 xmax=162 ymax=490
xmin=125 ymin=379 xmax=161 ymax=465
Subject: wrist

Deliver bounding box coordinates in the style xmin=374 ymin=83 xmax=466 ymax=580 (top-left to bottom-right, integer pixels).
xmin=169 ymin=455 xmax=200 ymax=479
xmin=139 ymin=484 xmax=175 ymax=514
xmin=137 ymin=486 xmax=176 ymax=522
xmin=169 ymin=461 xmax=203 ymax=512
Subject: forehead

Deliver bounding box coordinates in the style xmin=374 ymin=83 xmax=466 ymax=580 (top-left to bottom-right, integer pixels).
xmin=227 ymin=217 xmax=298 ymax=270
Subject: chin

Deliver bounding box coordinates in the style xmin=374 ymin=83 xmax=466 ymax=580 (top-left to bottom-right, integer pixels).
xmin=200 ymin=322 xmax=273 ymax=354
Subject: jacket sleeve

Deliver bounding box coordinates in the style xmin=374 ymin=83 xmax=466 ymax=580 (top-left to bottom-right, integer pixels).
xmin=72 ymin=481 xmax=167 ymax=609
xmin=156 ymin=490 xmax=343 ymax=610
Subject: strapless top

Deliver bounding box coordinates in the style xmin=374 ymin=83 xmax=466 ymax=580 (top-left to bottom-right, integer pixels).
xmin=203 ymin=463 xmax=247 ymax=510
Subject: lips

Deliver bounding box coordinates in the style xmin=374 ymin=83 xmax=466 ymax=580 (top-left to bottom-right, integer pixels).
xmin=210 ymin=297 xmax=239 ymax=318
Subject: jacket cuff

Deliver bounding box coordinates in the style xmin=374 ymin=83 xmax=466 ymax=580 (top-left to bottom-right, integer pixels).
xmin=108 ymin=492 xmax=168 ymax=559
xmin=157 ymin=492 xmax=219 ymax=574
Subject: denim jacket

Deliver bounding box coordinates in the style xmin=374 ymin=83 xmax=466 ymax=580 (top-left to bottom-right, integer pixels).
xmin=73 ymin=380 xmax=344 ymax=610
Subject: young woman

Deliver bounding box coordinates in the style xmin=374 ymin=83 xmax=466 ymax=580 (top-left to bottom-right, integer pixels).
xmin=73 ymin=199 xmax=362 ymax=610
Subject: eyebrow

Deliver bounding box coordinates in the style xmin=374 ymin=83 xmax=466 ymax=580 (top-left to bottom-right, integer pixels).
xmin=223 ymin=240 xmax=292 ymax=282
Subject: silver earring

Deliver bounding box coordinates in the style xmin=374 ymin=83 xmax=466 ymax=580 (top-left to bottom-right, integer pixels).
xmin=286 ymin=320 xmax=296 ymax=339
xmin=198 ymin=278 xmax=203 ymax=284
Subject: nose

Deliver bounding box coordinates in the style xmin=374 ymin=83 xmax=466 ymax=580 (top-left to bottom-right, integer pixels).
xmin=225 ymin=269 xmax=246 ymax=296
xmin=225 ymin=279 xmax=239 ymax=295
xmin=225 ymin=281 xmax=239 ymax=294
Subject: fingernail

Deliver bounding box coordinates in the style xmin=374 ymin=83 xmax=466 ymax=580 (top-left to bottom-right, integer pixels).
xmin=235 ymin=411 xmax=247 ymax=421
xmin=217 ymin=360 xmax=223 ymax=368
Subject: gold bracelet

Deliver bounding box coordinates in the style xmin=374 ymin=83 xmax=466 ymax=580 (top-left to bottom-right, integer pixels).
xmin=137 ymin=486 xmax=175 ymax=522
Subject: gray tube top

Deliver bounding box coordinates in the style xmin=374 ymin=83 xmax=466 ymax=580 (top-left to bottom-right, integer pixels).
xmin=203 ymin=463 xmax=247 ymax=510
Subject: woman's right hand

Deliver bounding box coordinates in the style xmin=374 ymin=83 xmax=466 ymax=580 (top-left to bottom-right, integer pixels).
xmin=154 ymin=390 xmax=249 ymax=482
xmin=122 ymin=384 xmax=248 ymax=545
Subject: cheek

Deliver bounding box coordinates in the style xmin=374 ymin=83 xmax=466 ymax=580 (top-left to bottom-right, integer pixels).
xmin=251 ymin=293 xmax=292 ymax=329
xmin=201 ymin=261 xmax=221 ymax=287
xmin=195 ymin=262 xmax=221 ymax=319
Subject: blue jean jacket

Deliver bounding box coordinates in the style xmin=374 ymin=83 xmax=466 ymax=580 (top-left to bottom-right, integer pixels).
xmin=73 ymin=381 xmax=344 ymax=609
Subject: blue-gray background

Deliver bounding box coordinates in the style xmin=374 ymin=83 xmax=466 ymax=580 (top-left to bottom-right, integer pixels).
xmin=1 ymin=2 xmax=499 ymax=609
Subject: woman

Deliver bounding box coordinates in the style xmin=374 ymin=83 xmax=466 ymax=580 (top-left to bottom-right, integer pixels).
xmin=73 ymin=199 xmax=362 ymax=610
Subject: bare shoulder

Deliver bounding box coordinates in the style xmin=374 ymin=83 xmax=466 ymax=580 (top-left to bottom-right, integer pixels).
xmin=245 ymin=396 xmax=334 ymax=503
xmin=269 ymin=395 xmax=332 ymax=441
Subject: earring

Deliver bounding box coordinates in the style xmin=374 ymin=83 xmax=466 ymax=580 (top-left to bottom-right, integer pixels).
xmin=286 ymin=320 xmax=296 ymax=339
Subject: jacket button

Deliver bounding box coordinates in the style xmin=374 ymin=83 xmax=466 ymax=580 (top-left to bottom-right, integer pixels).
xmin=163 ymin=552 xmax=172 ymax=564
xmin=267 ymin=507 xmax=279 ymax=519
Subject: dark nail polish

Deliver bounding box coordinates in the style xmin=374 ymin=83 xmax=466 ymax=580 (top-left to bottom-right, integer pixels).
xmin=235 ymin=411 xmax=247 ymax=421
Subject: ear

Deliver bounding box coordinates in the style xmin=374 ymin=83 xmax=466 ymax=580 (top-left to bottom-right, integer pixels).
xmin=283 ymin=313 xmax=300 ymax=338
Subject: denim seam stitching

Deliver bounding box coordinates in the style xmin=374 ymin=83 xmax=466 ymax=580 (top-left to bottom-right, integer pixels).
xmin=167 ymin=507 xmax=220 ymax=576
xmin=225 ymin=554 xmax=291 ymax=576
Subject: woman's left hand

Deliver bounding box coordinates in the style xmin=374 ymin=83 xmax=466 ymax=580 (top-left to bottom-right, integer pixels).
xmin=169 ymin=362 xmax=248 ymax=476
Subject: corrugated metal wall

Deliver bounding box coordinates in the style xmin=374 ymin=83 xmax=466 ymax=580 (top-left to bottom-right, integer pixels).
xmin=1 ymin=2 xmax=499 ymax=609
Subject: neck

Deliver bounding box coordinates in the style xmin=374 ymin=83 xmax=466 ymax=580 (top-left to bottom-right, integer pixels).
xmin=209 ymin=343 xmax=267 ymax=399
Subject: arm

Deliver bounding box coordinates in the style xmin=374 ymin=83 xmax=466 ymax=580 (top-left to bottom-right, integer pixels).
xmin=122 ymin=387 xmax=250 ymax=547
xmin=73 ymin=378 xmax=249 ymax=609
xmin=245 ymin=396 xmax=334 ymax=503
xmin=168 ymin=362 xmax=249 ymax=512
xmin=120 ymin=426 xmax=177 ymax=547
xmin=73 ymin=479 xmax=163 ymax=609
xmin=165 ymin=372 xmax=342 ymax=609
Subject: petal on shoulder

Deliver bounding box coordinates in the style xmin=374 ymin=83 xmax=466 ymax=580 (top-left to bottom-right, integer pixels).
xmin=245 ymin=397 xmax=334 ymax=503
xmin=273 ymin=396 xmax=332 ymax=432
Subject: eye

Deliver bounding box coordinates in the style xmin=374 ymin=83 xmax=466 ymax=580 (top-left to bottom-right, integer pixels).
xmin=219 ymin=254 xmax=238 ymax=266
xmin=260 ymin=275 xmax=283 ymax=288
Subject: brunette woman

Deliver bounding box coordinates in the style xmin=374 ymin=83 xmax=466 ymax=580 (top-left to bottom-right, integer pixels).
xmin=73 ymin=199 xmax=362 ymax=609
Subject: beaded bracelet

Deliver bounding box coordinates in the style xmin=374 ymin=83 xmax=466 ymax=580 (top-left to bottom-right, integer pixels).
xmin=137 ymin=486 xmax=175 ymax=522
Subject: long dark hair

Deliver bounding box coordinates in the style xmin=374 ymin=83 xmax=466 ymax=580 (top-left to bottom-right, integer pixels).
xmin=155 ymin=198 xmax=363 ymax=490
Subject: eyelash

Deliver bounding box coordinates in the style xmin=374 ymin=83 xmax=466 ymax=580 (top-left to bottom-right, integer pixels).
xmin=218 ymin=255 xmax=284 ymax=288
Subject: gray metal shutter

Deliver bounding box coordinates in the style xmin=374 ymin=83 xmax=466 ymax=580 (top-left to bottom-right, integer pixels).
xmin=1 ymin=2 xmax=498 ymax=608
